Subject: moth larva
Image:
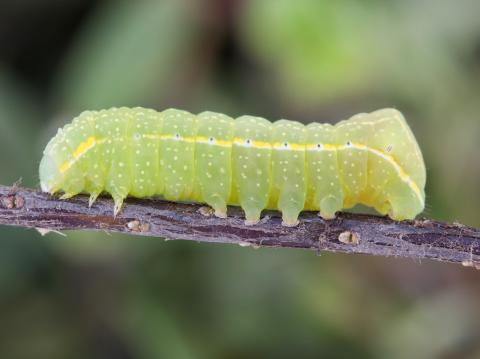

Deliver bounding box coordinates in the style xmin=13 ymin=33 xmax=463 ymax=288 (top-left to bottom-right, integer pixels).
xmin=39 ymin=107 xmax=426 ymax=226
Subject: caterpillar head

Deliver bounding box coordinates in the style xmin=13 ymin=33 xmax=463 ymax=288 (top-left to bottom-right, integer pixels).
xmin=39 ymin=154 xmax=60 ymax=193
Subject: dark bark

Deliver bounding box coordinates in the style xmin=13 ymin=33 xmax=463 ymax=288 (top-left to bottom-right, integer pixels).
xmin=0 ymin=185 xmax=479 ymax=268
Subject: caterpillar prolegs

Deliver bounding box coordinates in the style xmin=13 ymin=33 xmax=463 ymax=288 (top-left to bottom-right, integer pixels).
xmin=39 ymin=107 xmax=426 ymax=226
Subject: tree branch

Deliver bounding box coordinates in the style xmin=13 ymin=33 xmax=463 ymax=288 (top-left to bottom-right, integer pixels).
xmin=0 ymin=185 xmax=479 ymax=267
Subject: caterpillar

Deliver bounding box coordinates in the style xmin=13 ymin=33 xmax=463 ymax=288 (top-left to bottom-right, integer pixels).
xmin=39 ymin=107 xmax=426 ymax=226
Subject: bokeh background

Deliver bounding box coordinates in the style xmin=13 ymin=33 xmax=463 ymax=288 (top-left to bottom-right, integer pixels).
xmin=0 ymin=0 xmax=479 ymax=357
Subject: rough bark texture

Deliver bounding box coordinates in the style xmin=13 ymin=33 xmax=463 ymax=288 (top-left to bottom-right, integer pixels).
xmin=0 ymin=185 xmax=479 ymax=267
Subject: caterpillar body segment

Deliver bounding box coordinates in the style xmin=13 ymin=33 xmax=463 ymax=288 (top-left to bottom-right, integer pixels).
xmin=130 ymin=109 xmax=162 ymax=199
xmin=194 ymin=111 xmax=235 ymax=218
xmin=232 ymin=115 xmax=273 ymax=225
xmin=270 ymin=120 xmax=307 ymax=226
xmin=39 ymin=107 xmax=426 ymax=225
xmin=304 ymin=122 xmax=344 ymax=220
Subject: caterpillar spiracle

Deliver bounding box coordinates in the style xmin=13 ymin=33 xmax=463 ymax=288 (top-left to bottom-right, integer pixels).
xmin=39 ymin=107 xmax=426 ymax=226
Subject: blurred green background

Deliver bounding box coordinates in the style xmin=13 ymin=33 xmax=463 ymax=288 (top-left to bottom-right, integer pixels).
xmin=0 ymin=0 xmax=479 ymax=358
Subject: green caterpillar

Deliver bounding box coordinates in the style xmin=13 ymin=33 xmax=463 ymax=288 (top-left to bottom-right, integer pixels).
xmin=39 ymin=107 xmax=426 ymax=226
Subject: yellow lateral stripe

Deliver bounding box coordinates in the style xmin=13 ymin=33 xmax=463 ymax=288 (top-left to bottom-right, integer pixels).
xmin=59 ymin=162 xmax=71 ymax=174
xmin=72 ymin=136 xmax=96 ymax=159
xmin=59 ymin=136 xmax=101 ymax=174
xmin=233 ymin=137 xmax=272 ymax=149
xmin=58 ymin=134 xmax=422 ymax=205
xmin=305 ymin=143 xmax=337 ymax=151
xmin=348 ymin=142 xmax=423 ymax=204
xmin=196 ymin=136 xmax=231 ymax=147
xmin=272 ymin=142 xmax=304 ymax=150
